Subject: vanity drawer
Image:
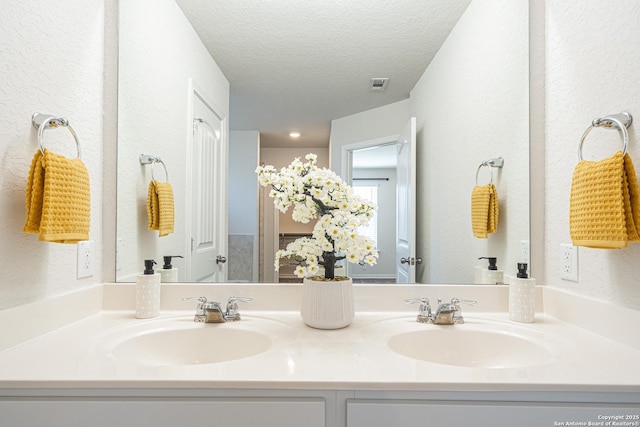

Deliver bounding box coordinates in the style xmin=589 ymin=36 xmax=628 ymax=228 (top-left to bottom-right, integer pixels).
xmin=347 ymin=399 xmax=639 ymax=427
xmin=0 ymin=398 xmax=325 ymax=427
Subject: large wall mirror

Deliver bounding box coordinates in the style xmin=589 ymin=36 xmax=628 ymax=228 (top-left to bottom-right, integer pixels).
xmin=116 ymin=0 xmax=530 ymax=284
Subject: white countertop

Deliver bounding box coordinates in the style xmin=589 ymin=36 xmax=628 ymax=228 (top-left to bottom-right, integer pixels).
xmin=0 ymin=302 xmax=639 ymax=392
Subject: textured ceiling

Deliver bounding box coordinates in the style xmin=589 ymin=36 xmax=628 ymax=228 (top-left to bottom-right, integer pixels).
xmin=175 ymin=0 xmax=471 ymax=148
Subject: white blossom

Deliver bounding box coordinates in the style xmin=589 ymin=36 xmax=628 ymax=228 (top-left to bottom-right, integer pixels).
xmin=256 ymin=153 xmax=378 ymax=278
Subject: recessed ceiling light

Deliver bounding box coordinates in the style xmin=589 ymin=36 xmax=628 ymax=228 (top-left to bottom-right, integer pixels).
xmin=289 ymin=131 xmax=301 ymax=138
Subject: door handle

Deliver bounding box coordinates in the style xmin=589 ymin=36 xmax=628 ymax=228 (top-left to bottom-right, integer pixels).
xmin=400 ymin=257 xmax=423 ymax=266
xmin=216 ymin=255 xmax=227 ymax=264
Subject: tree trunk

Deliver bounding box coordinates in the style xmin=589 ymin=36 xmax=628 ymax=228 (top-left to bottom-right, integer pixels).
xmin=322 ymin=251 xmax=336 ymax=279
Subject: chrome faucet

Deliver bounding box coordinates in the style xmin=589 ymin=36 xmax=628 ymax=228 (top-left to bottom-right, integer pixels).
xmin=405 ymin=297 xmax=476 ymax=325
xmin=404 ymin=298 xmax=432 ymax=323
xmin=183 ymin=296 xmax=252 ymax=323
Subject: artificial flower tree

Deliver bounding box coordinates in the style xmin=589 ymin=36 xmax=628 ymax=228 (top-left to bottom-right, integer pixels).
xmin=256 ymin=153 xmax=378 ymax=280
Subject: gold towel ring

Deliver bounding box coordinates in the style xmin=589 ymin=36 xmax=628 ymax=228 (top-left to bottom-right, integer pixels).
xmin=578 ymin=112 xmax=633 ymax=161
xmin=31 ymin=113 xmax=81 ymax=158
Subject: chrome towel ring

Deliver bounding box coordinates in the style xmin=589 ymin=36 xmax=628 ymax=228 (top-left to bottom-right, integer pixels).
xmin=139 ymin=154 xmax=169 ymax=182
xmin=475 ymin=157 xmax=504 ymax=186
xmin=579 ymin=112 xmax=633 ymax=161
xmin=31 ymin=113 xmax=81 ymax=158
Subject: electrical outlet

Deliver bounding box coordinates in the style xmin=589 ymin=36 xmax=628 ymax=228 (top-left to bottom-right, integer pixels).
xmin=520 ymin=240 xmax=530 ymax=265
xmin=560 ymin=243 xmax=578 ymax=282
xmin=77 ymin=240 xmax=94 ymax=279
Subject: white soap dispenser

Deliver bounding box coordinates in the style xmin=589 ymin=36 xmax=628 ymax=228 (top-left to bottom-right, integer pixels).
xmin=508 ymin=262 xmax=536 ymax=323
xmin=135 ymin=259 xmax=161 ymax=319
xmin=473 ymin=260 xmax=483 ymax=284
xmin=159 ymin=255 xmax=183 ymax=283
xmin=477 ymin=257 xmax=504 ymax=284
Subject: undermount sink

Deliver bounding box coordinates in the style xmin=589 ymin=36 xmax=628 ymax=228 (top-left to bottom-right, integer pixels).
xmin=387 ymin=328 xmax=554 ymax=369
xmin=112 ymin=327 xmax=272 ymax=366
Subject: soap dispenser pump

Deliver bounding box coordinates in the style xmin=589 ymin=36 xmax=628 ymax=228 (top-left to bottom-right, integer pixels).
xmin=159 ymin=255 xmax=183 ymax=283
xmin=476 ymin=257 xmax=504 ymax=285
xmin=135 ymin=259 xmax=161 ymax=319
xmin=508 ymin=262 xmax=536 ymax=323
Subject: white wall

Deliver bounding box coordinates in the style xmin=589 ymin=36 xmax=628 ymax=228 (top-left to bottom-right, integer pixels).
xmin=0 ymin=0 xmax=107 ymax=309
xmin=330 ymin=100 xmax=411 ymax=174
xmin=410 ymin=0 xmax=529 ymax=283
xmin=544 ymin=1 xmax=640 ymax=310
xmin=229 ymin=131 xmax=260 ymax=235
xmin=229 ymin=131 xmax=260 ymax=282
xmin=116 ymin=0 xmax=229 ymax=281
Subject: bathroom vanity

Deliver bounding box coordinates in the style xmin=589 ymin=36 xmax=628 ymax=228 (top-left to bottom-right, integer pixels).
xmin=0 ymin=284 xmax=638 ymax=427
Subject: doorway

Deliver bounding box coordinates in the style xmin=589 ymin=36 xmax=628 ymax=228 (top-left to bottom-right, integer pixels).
xmin=341 ymin=118 xmax=417 ymax=283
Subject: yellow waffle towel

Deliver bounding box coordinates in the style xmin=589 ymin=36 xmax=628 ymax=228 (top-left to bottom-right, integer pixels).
xmin=23 ymin=149 xmax=91 ymax=243
xmin=147 ymin=180 xmax=174 ymax=236
xmin=570 ymin=151 xmax=640 ymax=248
xmin=471 ymin=183 xmax=499 ymax=238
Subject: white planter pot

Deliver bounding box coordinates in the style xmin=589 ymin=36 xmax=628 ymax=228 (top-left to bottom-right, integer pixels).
xmin=301 ymin=276 xmax=354 ymax=329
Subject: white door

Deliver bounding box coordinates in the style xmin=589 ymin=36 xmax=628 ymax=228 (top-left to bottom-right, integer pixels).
xmin=396 ymin=117 xmax=417 ymax=283
xmin=188 ymin=85 xmax=227 ymax=282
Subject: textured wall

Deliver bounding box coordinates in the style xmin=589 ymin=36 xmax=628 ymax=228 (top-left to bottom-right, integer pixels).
xmin=0 ymin=0 xmax=106 ymax=309
xmin=411 ymin=0 xmax=530 ymax=283
xmin=545 ymin=1 xmax=640 ymax=309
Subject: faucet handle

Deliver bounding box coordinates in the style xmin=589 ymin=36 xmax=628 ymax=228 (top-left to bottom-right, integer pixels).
xmin=225 ymin=296 xmax=253 ymax=321
xmin=405 ymin=297 xmax=430 ymax=308
xmin=228 ymin=296 xmax=252 ymax=304
xmin=182 ymin=296 xmax=222 ymax=310
xmin=183 ymin=296 xmax=222 ymax=307
xmin=182 ymin=296 xmax=209 ymax=319
xmin=450 ymin=298 xmax=477 ymax=306
xmin=182 ymin=296 xmax=207 ymax=304
xmin=448 ymin=298 xmax=476 ymax=324
xmin=405 ymin=297 xmax=432 ymax=322
xmin=182 ymin=296 xmax=207 ymax=311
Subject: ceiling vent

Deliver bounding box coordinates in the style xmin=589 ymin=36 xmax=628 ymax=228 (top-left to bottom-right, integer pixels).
xmin=369 ymin=77 xmax=389 ymax=92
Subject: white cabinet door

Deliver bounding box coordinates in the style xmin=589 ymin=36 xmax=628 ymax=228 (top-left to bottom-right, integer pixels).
xmin=347 ymin=400 xmax=640 ymax=427
xmin=0 ymin=398 xmax=325 ymax=427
